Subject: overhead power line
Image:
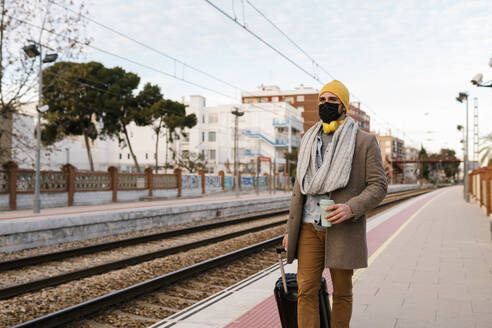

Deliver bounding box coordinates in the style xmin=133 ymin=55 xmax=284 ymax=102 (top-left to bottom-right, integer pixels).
xmin=10 ymin=14 xmax=239 ymax=101
xmin=241 ymin=0 xmax=407 ymax=136
xmin=203 ymin=0 xmax=323 ymax=85
xmin=47 ymin=0 xmax=243 ymax=93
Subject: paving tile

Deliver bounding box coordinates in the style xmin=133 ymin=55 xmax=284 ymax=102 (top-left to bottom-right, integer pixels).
xmin=394 ymin=317 xmax=436 ymax=328
xmin=350 ymin=314 xmax=398 ymax=328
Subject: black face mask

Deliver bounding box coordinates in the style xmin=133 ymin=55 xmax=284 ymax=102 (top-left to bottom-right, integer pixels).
xmin=318 ymin=102 xmax=341 ymax=123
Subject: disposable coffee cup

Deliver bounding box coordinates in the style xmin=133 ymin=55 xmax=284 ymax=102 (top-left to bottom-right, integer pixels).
xmin=320 ymin=199 xmax=335 ymax=228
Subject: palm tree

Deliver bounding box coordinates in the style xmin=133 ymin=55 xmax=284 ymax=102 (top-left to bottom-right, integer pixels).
xmin=479 ymin=132 xmax=492 ymax=166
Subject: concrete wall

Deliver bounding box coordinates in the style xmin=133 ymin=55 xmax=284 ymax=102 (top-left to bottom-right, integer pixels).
xmin=0 ymin=194 xmax=9 ymax=211
xmin=15 ymin=192 xmax=68 ymax=210
xmin=0 ymin=194 xmax=291 ymax=252
xmin=74 ymin=191 xmax=113 ymax=206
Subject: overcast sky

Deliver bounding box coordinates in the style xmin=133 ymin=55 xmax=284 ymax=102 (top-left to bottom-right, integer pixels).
xmin=72 ymin=0 xmax=491 ymax=159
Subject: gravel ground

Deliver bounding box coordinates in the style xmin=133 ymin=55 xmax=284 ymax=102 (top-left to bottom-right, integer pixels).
xmin=67 ymin=249 xmax=278 ymax=328
xmin=0 ymin=225 xmax=285 ymax=327
xmin=0 ymin=214 xmax=286 ymax=289
xmin=0 ymin=208 xmax=287 ymax=261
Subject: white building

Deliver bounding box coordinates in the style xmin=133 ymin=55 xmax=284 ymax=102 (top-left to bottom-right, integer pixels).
xmin=9 ymin=98 xmax=303 ymax=174
xmin=403 ymin=146 xmax=419 ymax=183
xmin=183 ymin=95 xmax=303 ymax=174
xmin=11 ymin=102 xmax=162 ymax=172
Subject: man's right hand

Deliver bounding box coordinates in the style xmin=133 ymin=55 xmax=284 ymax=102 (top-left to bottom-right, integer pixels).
xmin=282 ymin=234 xmax=288 ymax=250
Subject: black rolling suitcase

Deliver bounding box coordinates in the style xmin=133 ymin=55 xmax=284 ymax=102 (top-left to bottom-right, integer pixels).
xmin=274 ymin=246 xmax=331 ymax=328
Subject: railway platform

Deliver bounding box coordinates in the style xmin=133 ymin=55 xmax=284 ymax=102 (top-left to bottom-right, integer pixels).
xmin=0 ymin=191 xmax=291 ymax=252
xmin=150 ymin=186 xmax=492 ymax=328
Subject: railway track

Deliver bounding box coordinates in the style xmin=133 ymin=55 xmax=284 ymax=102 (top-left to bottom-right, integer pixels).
xmin=1 ymin=188 xmax=434 ymax=328
xmin=0 ymin=215 xmax=287 ymax=299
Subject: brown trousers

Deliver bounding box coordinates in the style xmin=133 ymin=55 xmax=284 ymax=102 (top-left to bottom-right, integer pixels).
xmin=297 ymin=223 xmax=353 ymax=328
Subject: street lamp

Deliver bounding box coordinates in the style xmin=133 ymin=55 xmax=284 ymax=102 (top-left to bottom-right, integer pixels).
xmin=22 ymin=41 xmax=57 ymax=213
xmin=456 ymin=92 xmax=470 ymax=202
xmin=470 ymin=56 xmax=492 ymax=88
xmin=231 ymin=107 xmax=244 ymax=197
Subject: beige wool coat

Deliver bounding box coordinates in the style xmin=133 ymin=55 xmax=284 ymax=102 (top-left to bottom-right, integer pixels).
xmin=286 ymin=128 xmax=388 ymax=269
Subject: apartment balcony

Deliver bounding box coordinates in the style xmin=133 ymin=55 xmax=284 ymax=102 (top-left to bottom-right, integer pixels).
xmin=272 ymin=118 xmax=303 ymax=132
xmin=244 ymin=130 xmax=300 ymax=148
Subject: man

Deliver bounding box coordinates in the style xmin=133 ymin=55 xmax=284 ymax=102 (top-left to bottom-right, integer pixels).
xmin=282 ymin=80 xmax=387 ymax=328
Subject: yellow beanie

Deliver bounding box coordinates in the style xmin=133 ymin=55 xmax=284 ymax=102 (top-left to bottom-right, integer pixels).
xmin=319 ymin=80 xmax=350 ymax=110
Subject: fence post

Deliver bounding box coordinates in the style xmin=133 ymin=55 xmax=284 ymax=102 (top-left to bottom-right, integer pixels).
xmin=62 ymin=164 xmax=75 ymax=206
xmin=238 ymin=171 xmax=242 ymax=190
xmin=174 ymin=168 xmax=182 ymax=197
xmin=198 ymin=169 xmax=205 ymax=194
xmin=469 ymin=173 xmax=473 ymax=198
xmin=487 ymin=172 xmax=491 ymax=216
xmin=145 ymin=167 xmax=153 ymax=197
xmin=218 ymin=170 xmax=225 ymax=191
xmin=3 ymin=161 xmax=18 ymax=210
xmin=108 ymin=166 xmax=118 ymax=203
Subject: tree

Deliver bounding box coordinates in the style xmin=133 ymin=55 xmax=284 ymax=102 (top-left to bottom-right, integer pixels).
xmin=42 ymin=61 xmax=107 ymax=171
xmin=439 ymin=148 xmax=460 ymax=181
xmin=100 ymin=74 xmax=161 ymax=172
xmin=418 ymin=146 xmax=431 ymax=181
xmin=150 ymin=99 xmax=196 ymax=173
xmin=161 ymin=103 xmax=197 ymax=172
xmin=0 ymin=0 xmax=90 ymax=162
xmin=283 ymin=149 xmax=298 ymax=181
xmin=173 ymin=150 xmax=207 ymax=173
xmin=479 ymin=132 xmax=492 ymax=166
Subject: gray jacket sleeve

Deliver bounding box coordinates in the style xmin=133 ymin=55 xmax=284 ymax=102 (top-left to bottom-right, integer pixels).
xmin=346 ymin=135 xmax=388 ymax=221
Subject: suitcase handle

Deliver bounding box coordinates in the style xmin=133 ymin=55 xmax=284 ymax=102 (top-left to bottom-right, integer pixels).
xmin=276 ymin=246 xmax=288 ymax=293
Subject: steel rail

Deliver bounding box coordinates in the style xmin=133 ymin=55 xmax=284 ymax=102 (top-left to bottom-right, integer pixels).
xmin=0 ymin=208 xmax=289 ymax=272
xmin=0 ymin=219 xmax=287 ymax=299
xmin=12 ymin=236 xmax=284 ymax=328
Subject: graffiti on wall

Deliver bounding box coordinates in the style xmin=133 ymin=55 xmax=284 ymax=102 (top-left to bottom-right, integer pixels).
xmin=241 ymin=176 xmax=253 ymax=187
xmin=205 ymin=176 xmax=221 ymax=189
xmin=182 ymin=175 xmax=200 ymax=189
xmin=224 ymin=176 xmax=233 ymax=188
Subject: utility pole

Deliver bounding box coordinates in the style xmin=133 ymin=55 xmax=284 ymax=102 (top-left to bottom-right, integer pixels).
xmin=23 ymin=40 xmax=57 ymax=213
xmin=473 ymin=97 xmax=479 ymax=163
xmin=231 ymin=107 xmax=244 ymax=198
xmin=456 ymin=92 xmax=470 ymax=202
xmin=34 ymin=44 xmax=43 ymax=213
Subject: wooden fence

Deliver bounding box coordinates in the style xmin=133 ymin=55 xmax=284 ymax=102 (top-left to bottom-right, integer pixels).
xmin=469 ymin=164 xmax=492 ymax=216
xmin=0 ymin=162 xmax=180 ymax=210
xmin=0 ymin=162 xmax=291 ymax=210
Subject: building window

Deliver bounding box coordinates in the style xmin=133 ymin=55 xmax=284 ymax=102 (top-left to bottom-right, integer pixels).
xmin=209 ymin=149 xmax=216 ymax=160
xmin=285 ymin=96 xmax=294 ymax=104
xmin=145 ymin=153 xmax=148 ymax=159
xmin=297 ymin=95 xmax=304 ymax=102
xmin=243 ymin=98 xmax=252 ymax=103
xmin=386 ymin=141 xmax=391 ymax=146
xmin=127 ymin=153 xmax=130 ymax=159
xmin=272 ymin=96 xmax=279 ymax=102
xmin=260 ymin=97 xmax=269 ymax=103
xmin=208 ymin=131 xmax=216 ymax=142
xmin=208 ymin=112 xmax=218 ymax=124
xmin=297 ymin=106 xmax=304 ymax=112
xmin=202 ymin=132 xmax=205 ymax=142
xmin=202 ymin=114 xmax=205 ymax=123
xmin=119 ymin=153 xmax=122 ymax=160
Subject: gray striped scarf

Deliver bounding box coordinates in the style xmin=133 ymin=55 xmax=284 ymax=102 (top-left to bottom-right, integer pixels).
xmin=297 ymin=116 xmax=358 ymax=195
